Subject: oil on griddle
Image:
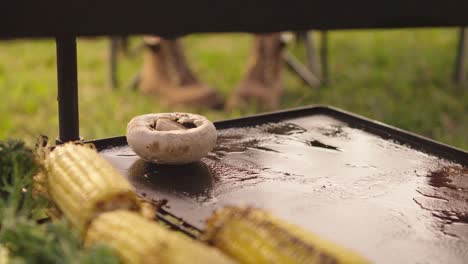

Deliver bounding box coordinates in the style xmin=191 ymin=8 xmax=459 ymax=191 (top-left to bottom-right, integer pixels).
xmin=100 ymin=114 xmax=468 ymax=264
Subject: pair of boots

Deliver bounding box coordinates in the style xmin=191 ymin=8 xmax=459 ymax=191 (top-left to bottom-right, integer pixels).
xmin=139 ymin=33 xmax=284 ymax=110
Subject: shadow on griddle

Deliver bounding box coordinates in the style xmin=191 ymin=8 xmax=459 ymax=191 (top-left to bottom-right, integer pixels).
xmin=128 ymin=159 xmax=214 ymax=199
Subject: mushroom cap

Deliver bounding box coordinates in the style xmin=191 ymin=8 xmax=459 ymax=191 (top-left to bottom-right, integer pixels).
xmin=126 ymin=113 xmax=217 ymax=164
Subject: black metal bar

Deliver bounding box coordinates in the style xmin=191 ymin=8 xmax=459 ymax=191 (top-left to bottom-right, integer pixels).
xmin=2 ymin=1 xmax=468 ymax=39
xmin=157 ymin=208 xmax=201 ymax=238
xmin=320 ymin=30 xmax=329 ymax=84
xmin=454 ymin=27 xmax=466 ymax=84
xmin=56 ymin=36 xmax=80 ymax=143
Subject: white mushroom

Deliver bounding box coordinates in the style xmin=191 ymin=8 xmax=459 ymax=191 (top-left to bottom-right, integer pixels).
xmin=126 ymin=113 xmax=217 ymax=164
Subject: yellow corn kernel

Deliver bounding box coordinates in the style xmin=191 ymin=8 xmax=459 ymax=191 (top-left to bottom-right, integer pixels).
xmin=85 ymin=210 xmax=236 ymax=264
xmin=0 ymin=245 xmax=9 ymax=264
xmin=45 ymin=143 xmax=140 ymax=230
xmin=203 ymin=207 xmax=370 ymax=264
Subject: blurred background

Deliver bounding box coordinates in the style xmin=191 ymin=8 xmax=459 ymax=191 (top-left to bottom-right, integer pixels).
xmin=0 ymin=28 xmax=467 ymax=149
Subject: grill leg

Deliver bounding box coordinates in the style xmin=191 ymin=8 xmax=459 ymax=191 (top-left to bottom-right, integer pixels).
xmin=304 ymin=32 xmax=320 ymax=78
xmin=283 ymin=51 xmax=320 ymax=87
xmin=320 ymin=30 xmax=329 ymax=84
xmin=284 ymin=31 xmax=321 ymax=87
xmin=56 ymin=36 xmax=80 ymax=143
xmin=109 ymin=37 xmax=119 ymax=89
xmin=454 ymin=28 xmax=467 ymax=84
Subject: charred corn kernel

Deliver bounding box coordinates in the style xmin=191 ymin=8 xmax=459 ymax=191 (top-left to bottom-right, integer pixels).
xmin=45 ymin=143 xmax=140 ymax=231
xmin=85 ymin=210 xmax=235 ymax=264
xmin=203 ymin=207 xmax=370 ymax=264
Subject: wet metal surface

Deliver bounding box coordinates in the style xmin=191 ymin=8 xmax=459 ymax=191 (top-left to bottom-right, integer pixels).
xmin=100 ymin=114 xmax=468 ymax=264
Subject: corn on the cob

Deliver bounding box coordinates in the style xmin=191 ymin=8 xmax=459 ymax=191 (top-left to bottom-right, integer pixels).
xmin=203 ymin=207 xmax=369 ymax=264
xmin=45 ymin=143 xmax=141 ymax=230
xmin=0 ymin=245 xmax=9 ymax=264
xmin=85 ymin=210 xmax=236 ymax=264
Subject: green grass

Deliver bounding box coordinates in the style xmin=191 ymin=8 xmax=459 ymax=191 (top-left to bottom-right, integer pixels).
xmin=0 ymin=29 xmax=467 ymax=150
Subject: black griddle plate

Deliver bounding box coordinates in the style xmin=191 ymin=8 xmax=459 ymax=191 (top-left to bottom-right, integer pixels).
xmin=92 ymin=105 xmax=468 ymax=264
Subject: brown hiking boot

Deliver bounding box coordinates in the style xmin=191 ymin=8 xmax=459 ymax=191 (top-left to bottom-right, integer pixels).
xmin=139 ymin=36 xmax=223 ymax=109
xmin=227 ymin=33 xmax=284 ymax=110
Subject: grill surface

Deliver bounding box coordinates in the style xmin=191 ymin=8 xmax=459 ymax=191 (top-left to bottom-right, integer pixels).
xmin=93 ymin=106 xmax=468 ymax=264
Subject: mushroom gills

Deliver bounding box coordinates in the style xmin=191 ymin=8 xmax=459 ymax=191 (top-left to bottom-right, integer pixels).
xmin=155 ymin=118 xmax=188 ymax=131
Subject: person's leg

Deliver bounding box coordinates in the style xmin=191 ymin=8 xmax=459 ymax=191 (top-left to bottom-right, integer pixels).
xmin=139 ymin=36 xmax=223 ymax=109
xmin=227 ymin=33 xmax=284 ymax=110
